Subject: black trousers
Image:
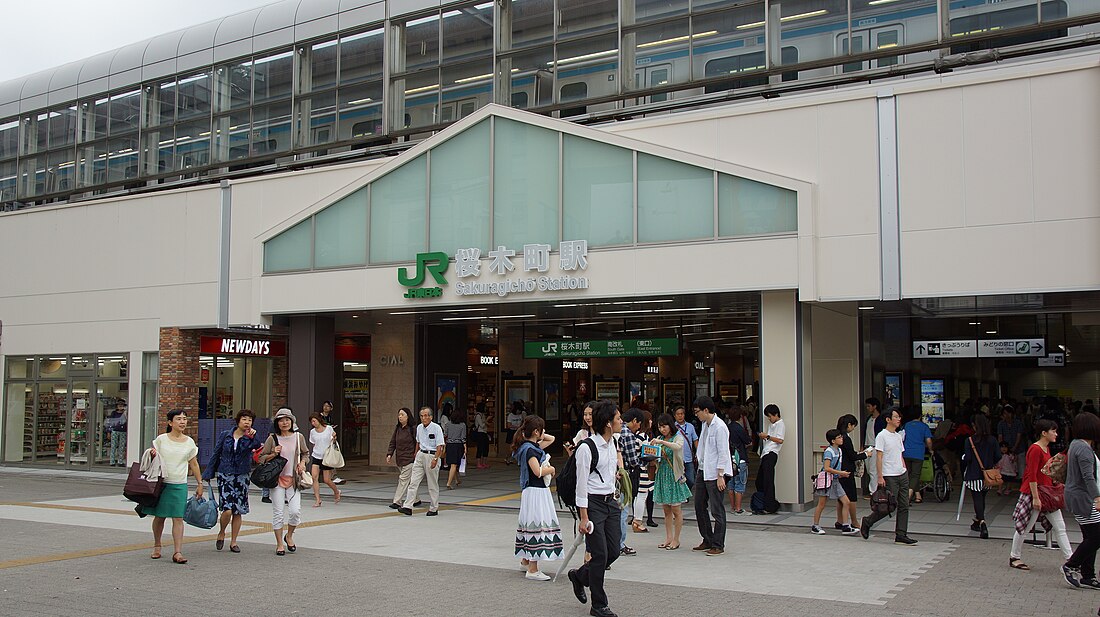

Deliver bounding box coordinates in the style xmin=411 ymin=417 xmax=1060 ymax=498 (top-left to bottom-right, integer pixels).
xmin=576 ymin=496 xmax=622 ymax=609
xmin=756 ymin=452 xmax=779 ymax=513
xmin=1067 ymin=521 xmax=1100 ymax=580
xmin=694 ymin=473 xmax=728 ymax=549
xmin=972 ymin=488 xmax=987 ymax=521
xmin=473 ymin=431 xmax=490 ymax=458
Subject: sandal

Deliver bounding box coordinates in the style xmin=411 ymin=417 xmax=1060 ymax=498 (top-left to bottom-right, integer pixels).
xmin=171 ymin=552 xmax=187 ymax=564
xmin=334 ymin=491 xmax=342 ymax=504
xmin=666 ymin=544 xmax=680 ymax=550
xmin=150 ymin=545 xmax=162 ymax=560
xmin=1009 ymin=558 xmax=1031 ymax=570
xmin=284 ymin=534 xmax=296 ymax=552
xmin=658 ymin=542 xmax=669 ymax=549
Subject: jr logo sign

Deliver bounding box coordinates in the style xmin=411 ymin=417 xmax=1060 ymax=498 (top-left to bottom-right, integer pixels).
xmin=399 ymin=252 xmax=449 ymax=299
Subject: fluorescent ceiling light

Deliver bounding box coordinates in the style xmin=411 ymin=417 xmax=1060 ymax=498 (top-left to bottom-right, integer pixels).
xmin=985 ymin=330 xmax=997 ymax=334
xmin=554 ymin=49 xmax=618 ymax=66
xmin=653 ymin=307 xmax=710 ymax=313
xmin=489 ymin=314 xmax=536 ymax=320
xmin=390 ymin=308 xmax=488 ymax=315
xmin=599 ymin=309 xmax=654 ymax=315
xmin=637 ymin=30 xmax=718 ymax=49
xmin=682 ymin=329 xmax=746 ymax=337
xmin=968 ymin=321 xmax=980 ymax=325
xmin=404 ymin=84 xmax=439 ymax=95
xmin=868 ymin=0 xmax=902 ymax=5
xmin=440 ymin=313 xmax=535 ymax=322
xmin=611 ymin=299 xmax=674 ymax=305
xmin=737 ymin=10 xmax=828 ymax=30
xmin=573 ymin=322 xmax=603 ymax=326
xmin=454 ymin=73 xmax=494 ymax=84
xmin=345 ymin=98 xmax=374 ymax=106
xmin=858 ymin=306 xmax=875 ymax=310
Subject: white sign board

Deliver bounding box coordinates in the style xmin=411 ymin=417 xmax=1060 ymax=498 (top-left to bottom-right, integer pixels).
xmin=1038 ymin=352 xmax=1065 ymax=367
xmin=913 ymin=340 xmax=977 ymax=358
xmin=978 ymin=338 xmax=1045 ymax=358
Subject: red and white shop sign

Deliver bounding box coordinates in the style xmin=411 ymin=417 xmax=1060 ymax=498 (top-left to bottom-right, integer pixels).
xmin=200 ymin=336 xmax=287 ymax=357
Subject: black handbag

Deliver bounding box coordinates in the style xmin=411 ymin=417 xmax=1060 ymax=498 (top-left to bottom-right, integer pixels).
xmin=250 ymin=438 xmax=287 ymax=489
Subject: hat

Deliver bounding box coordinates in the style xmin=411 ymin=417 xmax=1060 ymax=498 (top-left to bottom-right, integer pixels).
xmin=274 ymin=407 xmax=298 ymax=431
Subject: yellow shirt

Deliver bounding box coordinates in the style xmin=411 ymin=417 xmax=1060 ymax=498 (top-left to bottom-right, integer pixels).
xmin=153 ymin=434 xmax=198 ymax=484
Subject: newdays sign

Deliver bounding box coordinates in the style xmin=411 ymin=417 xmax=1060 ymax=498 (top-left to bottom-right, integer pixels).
xmin=399 ymin=241 xmax=590 ymax=300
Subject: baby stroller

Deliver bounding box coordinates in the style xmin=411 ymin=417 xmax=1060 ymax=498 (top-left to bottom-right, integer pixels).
xmin=914 ymin=451 xmax=951 ymax=503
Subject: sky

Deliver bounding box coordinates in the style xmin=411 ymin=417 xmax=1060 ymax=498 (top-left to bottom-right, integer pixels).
xmin=0 ymin=0 xmax=276 ymax=83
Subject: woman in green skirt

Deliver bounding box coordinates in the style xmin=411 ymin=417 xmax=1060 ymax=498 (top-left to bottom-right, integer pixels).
xmin=144 ymin=409 xmax=203 ymax=564
xmin=651 ymin=413 xmax=692 ymax=550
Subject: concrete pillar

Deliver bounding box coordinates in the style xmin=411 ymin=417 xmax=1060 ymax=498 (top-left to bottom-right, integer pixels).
xmin=759 ymin=290 xmax=805 ymax=508
xmin=808 ymin=303 xmax=860 ymax=471
xmin=288 ymin=315 xmax=336 ymax=421
xmin=369 ymin=320 xmax=415 ymax=467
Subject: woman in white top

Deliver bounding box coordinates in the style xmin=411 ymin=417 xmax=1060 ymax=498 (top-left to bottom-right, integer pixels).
xmin=308 ymin=413 xmax=342 ymax=507
xmin=258 ymin=408 xmax=310 ymax=555
xmin=143 ymin=409 xmax=203 ymax=564
xmin=473 ymin=403 xmax=490 ymax=470
xmin=563 ymin=401 xmax=596 ymax=457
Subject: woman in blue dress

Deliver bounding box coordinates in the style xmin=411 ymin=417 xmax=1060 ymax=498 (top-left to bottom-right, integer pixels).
xmin=202 ymin=409 xmax=262 ymax=553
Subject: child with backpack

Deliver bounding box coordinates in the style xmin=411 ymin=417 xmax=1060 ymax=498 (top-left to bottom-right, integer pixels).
xmin=811 ymin=429 xmax=852 ymax=534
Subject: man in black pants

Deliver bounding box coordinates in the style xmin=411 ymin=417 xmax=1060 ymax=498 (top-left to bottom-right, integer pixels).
xmin=569 ymin=400 xmax=623 ymax=617
xmin=755 ymin=404 xmax=785 ymax=514
xmin=692 ymin=396 xmax=732 ymax=556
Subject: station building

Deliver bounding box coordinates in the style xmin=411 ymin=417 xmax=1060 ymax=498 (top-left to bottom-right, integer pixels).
xmin=1 ymin=0 xmax=1099 ymax=511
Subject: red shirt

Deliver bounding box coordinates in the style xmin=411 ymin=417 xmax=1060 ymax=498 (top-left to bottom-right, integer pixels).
xmin=1021 ymin=443 xmax=1053 ymax=493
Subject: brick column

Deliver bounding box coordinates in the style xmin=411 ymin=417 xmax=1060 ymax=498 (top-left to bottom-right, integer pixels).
xmin=272 ymin=356 xmax=288 ymax=410
xmin=158 ymin=327 xmax=201 ymax=441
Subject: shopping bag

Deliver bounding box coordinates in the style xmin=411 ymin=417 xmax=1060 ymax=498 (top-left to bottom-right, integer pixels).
xmin=183 ymin=484 xmax=218 ymax=529
xmin=458 ymin=456 xmax=467 ymax=476
xmin=123 ymin=462 xmax=163 ymax=507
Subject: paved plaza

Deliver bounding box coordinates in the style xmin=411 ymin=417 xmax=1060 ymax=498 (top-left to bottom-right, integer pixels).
xmin=0 ymin=468 xmax=1098 ymax=617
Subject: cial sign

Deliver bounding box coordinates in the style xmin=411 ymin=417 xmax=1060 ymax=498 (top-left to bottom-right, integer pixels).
xmin=978 ymin=338 xmax=1045 ymax=358
xmin=912 ymin=340 xmax=977 ymax=359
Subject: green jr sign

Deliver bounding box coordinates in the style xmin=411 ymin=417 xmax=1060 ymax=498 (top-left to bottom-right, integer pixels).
xmin=524 ymin=338 xmax=680 ymax=359
xmin=399 ymin=252 xmax=449 ymax=299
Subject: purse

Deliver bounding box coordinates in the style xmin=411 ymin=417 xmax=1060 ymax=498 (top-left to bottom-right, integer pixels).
xmin=1038 ymin=483 xmax=1065 ymax=513
xmin=123 ymin=460 xmax=164 ymax=507
xmin=322 ymin=438 xmax=346 ymax=469
xmin=969 ymin=437 xmax=1003 ymax=488
xmin=251 ymin=438 xmax=287 ymax=489
xmin=298 ymin=469 xmax=314 ymax=489
xmin=183 ymin=483 xmax=219 ymax=529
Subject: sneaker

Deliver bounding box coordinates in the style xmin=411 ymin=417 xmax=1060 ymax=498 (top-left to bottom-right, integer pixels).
xmin=834 ymin=522 xmax=845 ymax=530
xmin=426 ymin=510 xmax=438 ymax=516
xmin=894 ymin=535 xmax=918 ymax=545
xmin=734 ymin=509 xmax=749 ymax=516
xmin=860 ymin=517 xmax=870 ymax=540
xmin=841 ymin=525 xmax=859 ymax=535
xmin=398 ymin=507 xmax=413 ymax=516
xmin=1080 ymin=578 xmax=1100 ymax=590
xmin=619 ymin=546 xmax=637 ymax=556
xmin=1064 ymin=564 xmax=1082 ymax=588
xmin=810 ymin=525 xmax=825 ymax=535
xmin=261 ymin=496 xmax=272 ymax=504
xmin=333 ymin=477 xmax=346 ymax=485
xmin=525 ymin=571 xmax=551 ymax=581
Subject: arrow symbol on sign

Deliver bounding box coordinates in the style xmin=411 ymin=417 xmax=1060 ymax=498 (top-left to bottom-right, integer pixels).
xmin=1034 ymin=342 xmax=1043 ymax=353
xmin=916 ymin=344 xmax=926 ymax=355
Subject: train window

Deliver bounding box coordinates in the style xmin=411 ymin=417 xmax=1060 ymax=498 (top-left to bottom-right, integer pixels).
xmin=949 ymin=1 xmax=1067 ymax=54
xmin=560 ymin=82 xmax=588 ymax=102
xmin=511 ymin=92 xmax=529 ymax=109
xmin=704 ymin=47 xmax=798 ymax=94
xmin=351 ymin=120 xmax=382 ymax=138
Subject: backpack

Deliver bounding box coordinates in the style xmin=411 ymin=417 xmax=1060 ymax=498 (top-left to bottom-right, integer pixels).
xmin=556 ymin=438 xmax=603 ymax=516
xmin=870 ymin=486 xmax=897 ymax=517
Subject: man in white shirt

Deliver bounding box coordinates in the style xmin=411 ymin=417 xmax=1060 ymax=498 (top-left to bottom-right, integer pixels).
xmin=568 ymin=400 xmax=624 ymax=617
xmin=399 ymin=407 xmax=445 ymax=516
xmin=860 ymin=407 xmax=917 ymax=545
xmin=754 ymin=404 xmax=785 ymax=514
xmin=692 ymin=396 xmax=732 ymax=556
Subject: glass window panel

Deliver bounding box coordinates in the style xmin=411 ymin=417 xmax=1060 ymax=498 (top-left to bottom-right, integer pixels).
xmin=253 ymin=50 xmax=294 ymax=104
xmin=637 ymin=153 xmax=712 ymax=243
xmin=338 ymin=81 xmax=383 ymax=140
xmin=141 ymin=128 xmax=174 ymax=174
xmin=692 ymin=4 xmax=766 ymax=81
xmin=48 ymin=107 xmax=78 ymax=150
xmin=0 ymin=118 xmax=18 ymax=159
xmin=779 ymin=0 xmax=846 ymax=65
xmin=509 ymin=0 xmax=554 ymax=49
xmin=563 ymin=134 xmax=632 ymax=247
xmin=501 ymin=45 xmax=554 ymax=108
xmin=80 ymin=97 xmax=109 ymax=142
xmin=174 ymin=119 xmax=210 ymax=170
xmin=212 ymin=111 xmax=251 ymax=162
xmin=213 ymin=63 xmax=252 ymax=112
xmin=4 ymin=381 xmax=32 ymax=462
xmin=107 ymin=136 xmax=139 ymax=183
xmin=315 ymin=187 xmax=367 ymax=268
xmin=493 ymin=118 xmax=558 ymax=247
xmin=556 ymin=35 xmax=618 ymax=102
xmin=96 ymin=354 xmax=129 ymax=378
xmin=309 ymin=39 xmax=339 ymax=91
xmin=949 ymin=0 xmax=1064 ymax=53
xmin=626 ymin=0 xmax=689 ymax=25
xmin=852 ymin=0 xmax=932 ymax=47
xmin=77 ymin=142 xmax=106 ymax=188
xmin=264 ymin=218 xmax=312 ymax=272
xmin=253 ymin=102 xmax=292 ymax=156
xmin=628 ymin=19 xmax=689 ymax=92
xmin=443 ymin=3 xmax=494 ymax=62
xmin=109 ymin=90 xmax=141 ymax=136
xmin=340 ymin=28 xmax=385 ymax=84
xmin=402 ymin=13 xmax=440 ymax=72
xmin=301 ymin=92 xmax=337 ymax=147
xmin=176 ymin=72 xmax=212 ymax=122
xmin=370 ymin=155 xmax=427 ymax=263
xmin=142 ymin=352 xmax=159 ymax=378
xmin=0 ymin=160 xmax=16 ymax=202
xmin=39 ymin=356 xmax=68 ymax=379
xmin=558 ymin=0 xmax=618 ymax=40
xmin=19 ymin=154 xmax=47 ymax=197
xmin=6 ymin=357 xmax=33 ymax=379
xmin=718 ymin=174 xmax=797 ymax=236
xmin=429 ymin=119 xmax=490 ymax=255
xmin=30 ymin=113 xmax=49 ymax=153
xmin=148 ymin=80 xmax=176 ymax=127
xmin=48 ymin=148 xmax=76 ymax=193
xmin=877 ymin=29 xmax=900 ymax=67
xmin=399 ymin=70 xmax=441 ymax=130
xmin=440 ymin=60 xmax=492 ymax=123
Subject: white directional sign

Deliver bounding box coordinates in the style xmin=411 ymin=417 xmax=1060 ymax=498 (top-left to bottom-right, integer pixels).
xmin=978 ymin=338 xmax=1045 ymax=358
xmin=913 ymin=340 xmax=977 ymax=358
xmin=1038 ymin=352 xmax=1065 ymax=367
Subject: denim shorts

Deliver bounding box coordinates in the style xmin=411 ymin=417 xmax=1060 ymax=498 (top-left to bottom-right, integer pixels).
xmin=732 ymin=460 xmax=749 ymax=494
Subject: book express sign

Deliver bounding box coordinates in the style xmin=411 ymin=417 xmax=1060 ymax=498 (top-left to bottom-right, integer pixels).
xmin=200 ymin=336 xmax=287 ymax=357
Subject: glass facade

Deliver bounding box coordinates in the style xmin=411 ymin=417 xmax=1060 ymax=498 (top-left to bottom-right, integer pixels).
xmin=263 ymin=114 xmax=800 ymax=272
xmin=1 ymin=0 xmax=1095 ymax=209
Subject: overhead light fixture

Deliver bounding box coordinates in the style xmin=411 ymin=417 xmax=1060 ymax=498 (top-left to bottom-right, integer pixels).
xmin=653 ymin=307 xmax=710 ymax=313
xmin=736 ymin=9 xmax=828 ymax=30
xmin=868 ymin=0 xmax=902 ymax=5
xmin=404 ymin=84 xmax=439 ymax=95
xmin=1058 ymin=344 xmax=1066 ymax=350
xmin=389 ymin=308 xmax=488 ymax=315
xmin=611 ymin=299 xmax=675 ymax=305
xmin=573 ymin=321 xmax=603 ymax=327
xmin=637 ymin=30 xmax=718 ymax=49
xmin=968 ymin=321 xmax=980 ymax=325
xmin=682 ymin=329 xmax=746 ymax=337
xmin=857 ymin=306 xmax=874 ymax=310
xmin=599 ymin=309 xmax=654 ymax=315
xmin=554 ymin=48 xmax=618 ymax=66
xmin=986 ymin=330 xmax=997 ymax=334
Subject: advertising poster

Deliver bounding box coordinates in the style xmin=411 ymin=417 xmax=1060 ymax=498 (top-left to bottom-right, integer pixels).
xmin=628 ymin=381 xmax=642 ymax=404
xmin=920 ymin=378 xmax=945 ymax=427
xmin=718 ymin=383 xmax=740 ymax=403
xmin=505 ymin=379 xmax=533 ymax=413
xmin=435 ymin=374 xmax=458 ymax=416
xmin=595 ymin=381 xmax=620 ymax=403
xmin=663 ymin=382 xmax=686 ymax=410
xmin=543 ymin=378 xmax=560 ymax=422
xmin=885 ymin=373 xmax=902 ymax=408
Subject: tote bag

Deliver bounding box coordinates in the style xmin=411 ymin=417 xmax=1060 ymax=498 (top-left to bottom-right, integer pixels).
xmin=322 ymin=439 xmax=346 ymax=469
xmin=123 ymin=461 xmax=163 ymax=507
xmin=183 ymin=483 xmax=218 ymax=529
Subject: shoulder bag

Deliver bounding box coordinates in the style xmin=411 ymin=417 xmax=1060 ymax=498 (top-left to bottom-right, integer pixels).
xmin=322 ymin=433 xmax=346 ymax=469
xmin=123 ymin=449 xmax=164 ymax=507
xmin=250 ymin=436 xmax=287 ymax=489
xmin=969 ymin=437 xmax=1003 ymax=488
xmin=183 ymin=482 xmax=219 ymax=529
